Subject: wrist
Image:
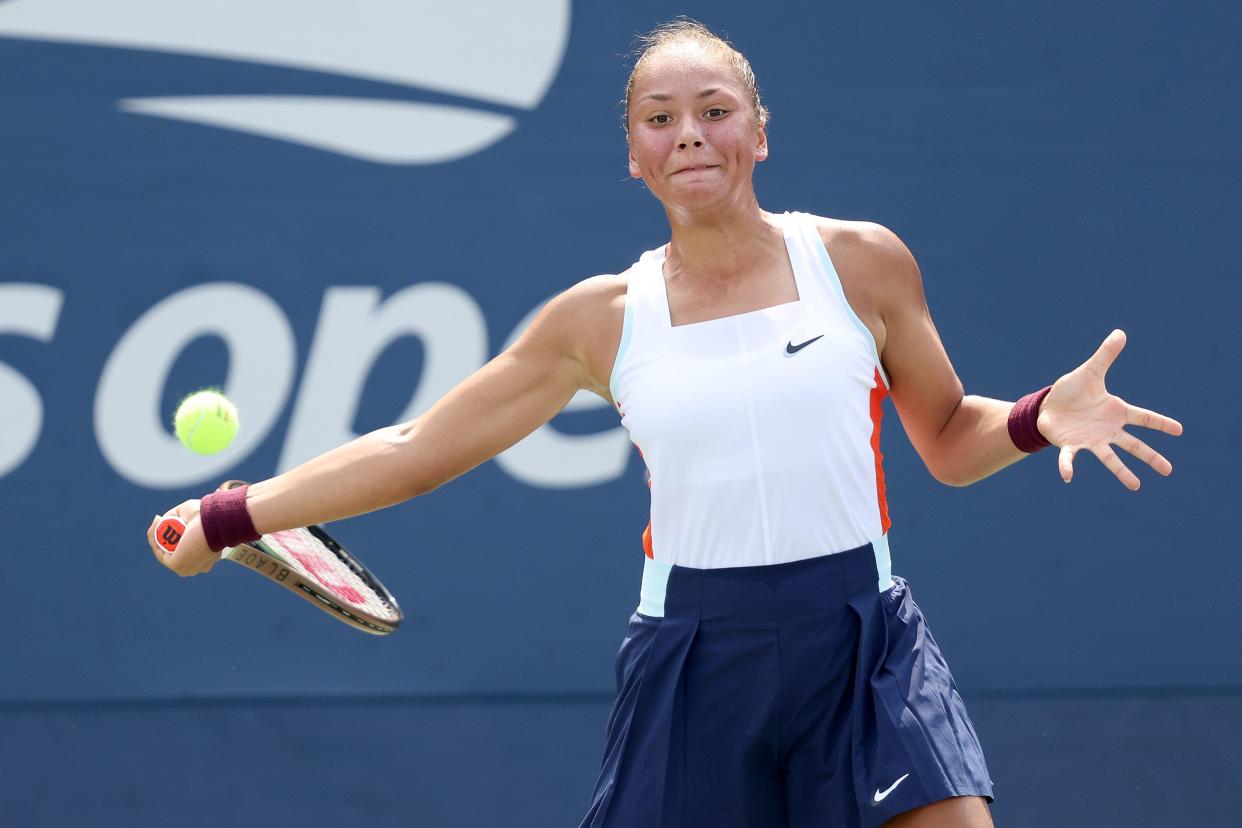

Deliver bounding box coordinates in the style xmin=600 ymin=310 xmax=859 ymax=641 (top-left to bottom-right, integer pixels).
xmin=1008 ymin=386 xmax=1053 ymax=453
xmin=199 ymin=483 xmax=261 ymax=552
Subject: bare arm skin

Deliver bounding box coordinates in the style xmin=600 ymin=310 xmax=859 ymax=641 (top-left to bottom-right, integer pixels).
xmin=821 ymin=220 xmax=1182 ymax=488
xmin=247 ymin=275 xmax=626 ymax=528
xmin=150 ymin=275 xmax=627 ymax=575
xmin=822 ymin=220 xmax=1020 ymax=485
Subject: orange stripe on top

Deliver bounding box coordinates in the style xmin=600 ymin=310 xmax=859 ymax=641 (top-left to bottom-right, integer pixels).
xmin=635 ymin=440 xmax=655 ymax=558
xmin=869 ymin=367 xmax=891 ymax=534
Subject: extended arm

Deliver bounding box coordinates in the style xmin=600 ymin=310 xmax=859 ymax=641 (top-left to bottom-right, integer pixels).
xmin=849 ymin=225 xmax=1181 ymax=487
xmin=149 ymin=276 xmax=626 ymax=575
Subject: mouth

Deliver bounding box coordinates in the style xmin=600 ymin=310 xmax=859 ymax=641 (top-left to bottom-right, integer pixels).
xmin=672 ymin=164 xmax=718 ymax=175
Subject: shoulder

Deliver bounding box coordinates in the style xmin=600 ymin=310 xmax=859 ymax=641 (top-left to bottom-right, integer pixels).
xmin=805 ymin=215 xmax=926 ymax=313
xmin=541 ymin=273 xmax=628 ymax=332
xmin=526 ymin=273 xmax=629 ymax=400
xmin=558 ymin=272 xmax=629 ymax=307
xmin=809 ymin=216 xmax=919 ymax=278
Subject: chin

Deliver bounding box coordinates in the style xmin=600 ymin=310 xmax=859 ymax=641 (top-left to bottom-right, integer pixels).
xmin=664 ymin=184 xmax=745 ymax=214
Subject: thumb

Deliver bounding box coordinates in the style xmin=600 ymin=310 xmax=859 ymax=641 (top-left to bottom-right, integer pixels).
xmin=1085 ymin=329 xmax=1126 ymax=376
xmin=1058 ymin=445 xmax=1078 ymax=483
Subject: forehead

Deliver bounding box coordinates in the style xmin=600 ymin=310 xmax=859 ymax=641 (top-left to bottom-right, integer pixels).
xmin=630 ymin=41 xmax=746 ymax=99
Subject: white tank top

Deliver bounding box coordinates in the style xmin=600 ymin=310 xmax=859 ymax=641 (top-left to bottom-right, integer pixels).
xmin=609 ymin=212 xmax=892 ymax=575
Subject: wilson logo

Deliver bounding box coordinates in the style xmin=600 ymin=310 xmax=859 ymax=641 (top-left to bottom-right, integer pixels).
xmin=0 ymin=0 xmax=571 ymax=164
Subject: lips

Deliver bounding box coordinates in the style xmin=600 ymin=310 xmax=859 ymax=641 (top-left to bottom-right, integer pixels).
xmin=672 ymin=164 xmax=718 ymax=175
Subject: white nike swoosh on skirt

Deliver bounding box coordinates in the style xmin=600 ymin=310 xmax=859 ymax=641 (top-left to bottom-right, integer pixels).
xmin=873 ymin=772 xmax=910 ymax=803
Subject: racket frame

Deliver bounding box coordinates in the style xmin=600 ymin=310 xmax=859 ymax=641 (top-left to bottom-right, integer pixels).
xmin=222 ymin=525 xmax=403 ymax=636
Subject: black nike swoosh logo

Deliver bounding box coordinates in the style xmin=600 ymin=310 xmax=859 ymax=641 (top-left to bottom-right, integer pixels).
xmin=784 ymin=335 xmax=824 ymax=355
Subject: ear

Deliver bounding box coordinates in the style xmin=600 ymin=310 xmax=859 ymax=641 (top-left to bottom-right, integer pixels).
xmin=754 ymin=124 xmax=769 ymax=163
xmin=628 ymin=145 xmax=643 ymax=179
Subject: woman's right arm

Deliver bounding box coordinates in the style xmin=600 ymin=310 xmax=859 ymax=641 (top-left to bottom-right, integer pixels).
xmin=148 ymin=275 xmax=627 ymax=575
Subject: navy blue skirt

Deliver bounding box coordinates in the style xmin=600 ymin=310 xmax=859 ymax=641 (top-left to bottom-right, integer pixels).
xmin=579 ymin=544 xmax=993 ymax=828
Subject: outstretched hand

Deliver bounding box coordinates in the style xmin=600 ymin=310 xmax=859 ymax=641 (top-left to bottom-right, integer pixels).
xmin=1037 ymin=330 xmax=1183 ymax=490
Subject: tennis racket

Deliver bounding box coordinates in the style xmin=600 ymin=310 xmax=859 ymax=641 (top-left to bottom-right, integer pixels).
xmin=153 ymin=481 xmax=403 ymax=635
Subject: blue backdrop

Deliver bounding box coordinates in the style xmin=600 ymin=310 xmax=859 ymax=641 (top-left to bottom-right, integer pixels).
xmin=1 ymin=1 xmax=1238 ymax=825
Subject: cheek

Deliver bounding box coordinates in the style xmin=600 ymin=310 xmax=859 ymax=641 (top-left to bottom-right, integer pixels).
xmin=630 ymin=134 xmax=671 ymax=171
xmin=712 ymin=122 xmax=759 ymax=156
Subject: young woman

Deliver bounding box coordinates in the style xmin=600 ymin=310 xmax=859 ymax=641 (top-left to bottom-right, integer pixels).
xmin=147 ymin=21 xmax=1181 ymax=828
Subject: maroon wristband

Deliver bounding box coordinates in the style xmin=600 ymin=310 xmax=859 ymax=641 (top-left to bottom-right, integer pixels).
xmin=1008 ymin=386 xmax=1053 ymax=453
xmin=199 ymin=484 xmax=260 ymax=553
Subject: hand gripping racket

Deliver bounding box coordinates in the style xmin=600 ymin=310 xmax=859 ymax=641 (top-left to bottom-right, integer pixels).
xmin=153 ymin=482 xmax=403 ymax=635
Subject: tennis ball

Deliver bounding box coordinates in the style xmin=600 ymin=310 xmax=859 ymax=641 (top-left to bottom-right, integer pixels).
xmin=174 ymin=390 xmax=239 ymax=455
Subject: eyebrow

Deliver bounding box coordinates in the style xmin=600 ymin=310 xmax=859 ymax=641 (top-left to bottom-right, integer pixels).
xmin=637 ymin=87 xmax=725 ymax=104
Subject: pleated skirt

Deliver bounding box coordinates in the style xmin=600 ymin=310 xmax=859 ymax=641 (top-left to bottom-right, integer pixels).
xmin=579 ymin=544 xmax=993 ymax=828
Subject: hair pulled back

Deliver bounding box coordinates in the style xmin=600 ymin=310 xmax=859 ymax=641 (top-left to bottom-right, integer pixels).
xmin=623 ymin=18 xmax=770 ymax=138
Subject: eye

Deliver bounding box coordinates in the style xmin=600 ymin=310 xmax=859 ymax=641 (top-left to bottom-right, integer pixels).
xmin=648 ymin=113 xmax=672 ymax=125
xmin=705 ymin=107 xmax=729 ymax=119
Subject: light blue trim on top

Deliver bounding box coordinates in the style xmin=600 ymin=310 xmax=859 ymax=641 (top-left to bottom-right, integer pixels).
xmin=637 ymin=541 xmax=890 ymax=614
xmin=637 ymin=556 xmax=672 ymax=617
xmin=608 ymin=283 xmax=637 ymax=403
xmin=873 ymin=533 xmax=895 ymax=592
xmin=806 ymin=221 xmax=891 ymax=389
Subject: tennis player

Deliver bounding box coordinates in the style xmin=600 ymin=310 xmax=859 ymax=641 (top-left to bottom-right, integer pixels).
xmin=147 ymin=20 xmax=1182 ymax=828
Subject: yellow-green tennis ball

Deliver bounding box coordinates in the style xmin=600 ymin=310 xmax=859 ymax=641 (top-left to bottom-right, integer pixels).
xmin=174 ymin=391 xmax=239 ymax=455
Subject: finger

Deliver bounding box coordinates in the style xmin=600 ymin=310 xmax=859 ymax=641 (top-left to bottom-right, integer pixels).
xmin=1058 ymin=445 xmax=1078 ymax=483
xmin=1117 ymin=432 xmax=1172 ymax=476
xmin=1085 ymin=329 xmax=1127 ymax=376
xmin=167 ymin=549 xmax=200 ymax=577
xmin=168 ymin=559 xmax=193 ymax=577
xmin=149 ymin=513 xmax=182 ymax=566
xmin=174 ymin=499 xmax=201 ymax=520
xmin=147 ymin=515 xmax=168 ymax=565
xmin=1092 ymin=444 xmax=1141 ymax=491
xmin=171 ymin=547 xmax=214 ymax=577
xmin=1126 ymin=405 xmax=1184 ymax=437
xmin=166 ymin=520 xmax=216 ymax=577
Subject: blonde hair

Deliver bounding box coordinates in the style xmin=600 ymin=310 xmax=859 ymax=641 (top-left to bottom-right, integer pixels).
xmin=623 ymin=18 xmax=770 ymax=138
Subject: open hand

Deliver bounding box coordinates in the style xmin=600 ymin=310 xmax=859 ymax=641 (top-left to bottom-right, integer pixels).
xmin=1037 ymin=330 xmax=1183 ymax=490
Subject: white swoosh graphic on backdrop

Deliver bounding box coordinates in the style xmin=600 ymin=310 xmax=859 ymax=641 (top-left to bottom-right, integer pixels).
xmin=120 ymin=96 xmax=516 ymax=165
xmin=0 ymin=0 xmax=571 ymax=163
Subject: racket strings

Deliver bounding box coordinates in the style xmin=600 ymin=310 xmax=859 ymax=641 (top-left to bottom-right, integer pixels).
xmin=263 ymin=528 xmax=401 ymax=623
xmin=311 ymin=527 xmax=399 ymax=609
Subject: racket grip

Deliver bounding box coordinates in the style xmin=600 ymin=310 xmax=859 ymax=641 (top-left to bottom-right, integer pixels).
xmin=154 ymin=515 xmax=187 ymax=554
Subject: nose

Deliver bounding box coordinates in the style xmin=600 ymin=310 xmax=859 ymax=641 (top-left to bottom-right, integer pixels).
xmin=676 ymin=120 xmax=705 ymax=151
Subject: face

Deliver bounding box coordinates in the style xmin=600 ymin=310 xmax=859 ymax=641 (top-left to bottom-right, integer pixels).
xmin=626 ymin=43 xmax=768 ymax=215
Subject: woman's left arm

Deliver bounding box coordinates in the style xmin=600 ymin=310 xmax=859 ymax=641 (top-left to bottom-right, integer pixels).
xmin=855 ymin=225 xmax=1183 ymax=489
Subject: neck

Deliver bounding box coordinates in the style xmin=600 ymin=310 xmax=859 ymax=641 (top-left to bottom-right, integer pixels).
xmin=662 ymin=194 xmax=781 ymax=283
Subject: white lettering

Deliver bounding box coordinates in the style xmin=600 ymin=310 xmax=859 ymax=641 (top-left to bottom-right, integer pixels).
xmin=94 ymin=283 xmax=296 ymax=487
xmin=0 ymin=285 xmax=63 ymax=478
xmin=279 ymin=284 xmax=487 ymax=471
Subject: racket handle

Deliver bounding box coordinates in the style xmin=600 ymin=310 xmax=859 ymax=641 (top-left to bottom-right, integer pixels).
xmin=154 ymin=514 xmax=187 ymax=554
